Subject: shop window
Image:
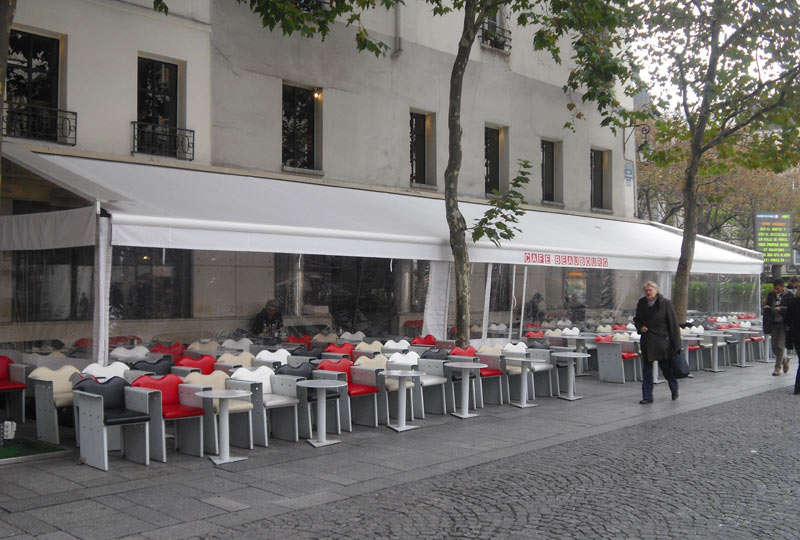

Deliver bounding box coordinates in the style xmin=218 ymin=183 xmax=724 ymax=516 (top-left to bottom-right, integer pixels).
xmin=135 ymin=57 xmax=193 ymax=160
xmin=410 ymin=111 xmax=436 ymax=186
xmin=283 ymin=84 xmax=322 ymax=171
xmin=4 ymin=29 xmax=76 ymax=144
xmin=590 ymin=149 xmax=611 ymax=210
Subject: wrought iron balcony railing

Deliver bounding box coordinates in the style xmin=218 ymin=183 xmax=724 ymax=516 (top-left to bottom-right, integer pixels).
xmin=2 ymin=102 xmax=77 ymax=145
xmin=480 ymin=21 xmax=512 ymax=52
xmin=131 ymin=121 xmax=195 ymax=161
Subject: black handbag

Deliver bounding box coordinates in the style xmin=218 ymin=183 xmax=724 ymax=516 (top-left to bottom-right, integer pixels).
xmin=671 ymin=349 xmax=690 ymax=379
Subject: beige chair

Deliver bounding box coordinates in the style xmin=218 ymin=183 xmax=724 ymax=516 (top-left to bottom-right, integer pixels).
xmin=187 ymin=340 xmax=221 ymax=352
xmin=217 ymin=351 xmax=255 ymax=371
xmin=354 ymin=354 xmax=414 ymax=424
xmin=29 ymin=365 xmax=81 ymax=445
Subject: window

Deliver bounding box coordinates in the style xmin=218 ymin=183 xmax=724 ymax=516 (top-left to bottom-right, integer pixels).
xmin=410 ymin=111 xmax=436 ymax=186
xmin=135 ymin=57 xmax=193 ymax=159
xmin=542 ymin=140 xmax=555 ymax=202
xmin=488 ymin=264 xmax=512 ymax=311
xmin=485 ymin=127 xmax=500 ymax=194
xmin=4 ymin=30 xmax=73 ymax=143
xmin=283 ymin=84 xmax=321 ymax=171
xmin=480 ymin=10 xmax=512 ymax=51
xmin=590 ymin=149 xmax=610 ymax=209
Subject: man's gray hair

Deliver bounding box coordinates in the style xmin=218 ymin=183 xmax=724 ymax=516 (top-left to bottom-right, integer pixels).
xmin=643 ymin=281 xmax=660 ymax=292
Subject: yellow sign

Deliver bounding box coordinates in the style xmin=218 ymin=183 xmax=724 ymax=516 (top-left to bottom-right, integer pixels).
xmin=755 ymin=212 xmax=792 ymax=264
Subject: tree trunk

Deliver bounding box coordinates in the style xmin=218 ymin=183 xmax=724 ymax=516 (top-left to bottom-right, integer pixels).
xmin=0 ymin=0 xmax=17 ymax=191
xmin=444 ymin=0 xmax=481 ymax=347
xmin=672 ymin=154 xmax=700 ymax=322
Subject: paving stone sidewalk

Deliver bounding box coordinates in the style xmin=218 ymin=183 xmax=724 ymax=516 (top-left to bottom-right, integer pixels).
xmin=0 ymin=361 xmax=796 ymax=539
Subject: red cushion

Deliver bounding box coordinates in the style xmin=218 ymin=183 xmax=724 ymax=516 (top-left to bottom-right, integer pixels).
xmin=0 ymin=356 xmax=12 ymax=381
xmin=526 ymin=330 xmax=545 ymax=338
xmin=525 ymin=322 xmax=541 ymax=328
xmin=317 ymin=358 xmax=353 ymax=382
xmin=480 ymin=368 xmax=504 ymax=377
xmin=132 ymin=373 xmax=183 ymax=406
xmin=595 ymin=335 xmax=613 ymax=342
xmin=450 ymin=346 xmax=478 ymax=357
xmin=73 ymin=338 xmax=91 ymax=347
xmin=0 ymin=380 xmax=25 ymax=391
xmin=325 ymin=343 xmax=354 ymax=360
xmin=411 ymin=334 xmax=437 ymax=346
xmin=688 ymin=345 xmax=700 ymax=351
xmin=176 ymin=356 xmax=215 ymax=375
xmin=347 ymin=382 xmax=379 ymax=396
xmin=751 ymin=336 xmax=764 ymax=342
xmin=162 ymin=402 xmax=205 ymax=419
xmin=706 ymin=317 xmax=717 ymax=322
xmin=612 ymin=324 xmax=626 ymax=331
xmin=621 ymin=352 xmax=638 ymax=359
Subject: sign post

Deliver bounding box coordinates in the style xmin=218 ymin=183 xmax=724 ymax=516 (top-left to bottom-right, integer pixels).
xmin=754 ymin=212 xmax=792 ymax=265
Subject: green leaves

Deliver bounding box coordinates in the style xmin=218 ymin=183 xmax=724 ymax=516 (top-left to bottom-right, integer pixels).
xmin=471 ymin=159 xmax=532 ymax=247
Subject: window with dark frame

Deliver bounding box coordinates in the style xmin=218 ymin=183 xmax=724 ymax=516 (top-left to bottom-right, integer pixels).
xmin=136 ymin=57 xmax=180 ymax=157
xmin=590 ymin=149 xmax=605 ymax=208
xmin=485 ymin=127 xmax=500 ymax=194
xmin=5 ymin=30 xmax=60 ymax=142
xmin=541 ymin=140 xmax=555 ymax=202
xmin=410 ymin=112 xmax=427 ymax=184
xmin=282 ymin=84 xmax=317 ymax=170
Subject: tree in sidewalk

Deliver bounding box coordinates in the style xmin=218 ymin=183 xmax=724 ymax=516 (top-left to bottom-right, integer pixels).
xmin=633 ymin=0 xmax=800 ymax=322
xmin=155 ymin=0 xmax=640 ymax=346
xmin=0 ymin=0 xmax=17 ymax=191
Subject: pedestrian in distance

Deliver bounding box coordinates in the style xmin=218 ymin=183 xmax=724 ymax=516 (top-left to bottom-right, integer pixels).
xmin=633 ymin=281 xmax=681 ymax=404
xmin=764 ymin=278 xmax=792 ymax=376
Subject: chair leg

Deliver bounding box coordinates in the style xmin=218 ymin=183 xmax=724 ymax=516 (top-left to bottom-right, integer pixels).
xmin=229 ymin=411 xmax=254 ymax=450
xmin=269 ymin=406 xmax=299 ymax=442
xmin=176 ymin=417 xmax=204 ymax=457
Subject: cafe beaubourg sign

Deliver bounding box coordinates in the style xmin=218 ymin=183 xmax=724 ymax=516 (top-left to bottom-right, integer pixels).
xmin=524 ymin=251 xmax=610 ymax=268
xmin=754 ymin=211 xmax=792 ymax=265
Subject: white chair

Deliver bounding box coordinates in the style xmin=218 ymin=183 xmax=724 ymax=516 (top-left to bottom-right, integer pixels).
xmin=221 ymin=338 xmax=253 ymax=351
xmin=231 ymin=366 xmax=302 ymax=444
xmin=187 ymin=340 xmax=220 ymax=352
xmin=254 ymin=349 xmax=291 ymax=366
xmin=82 ymin=361 xmax=134 ymax=381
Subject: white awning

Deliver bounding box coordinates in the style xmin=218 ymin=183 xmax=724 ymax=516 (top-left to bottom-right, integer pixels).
xmin=0 ymin=206 xmax=96 ymax=251
xmin=3 ymin=145 xmax=763 ymax=274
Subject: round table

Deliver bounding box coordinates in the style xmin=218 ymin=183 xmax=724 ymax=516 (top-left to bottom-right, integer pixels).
xmin=551 ymin=352 xmax=589 ymax=401
xmin=296 ymin=379 xmax=347 ymax=447
xmin=702 ymin=331 xmax=731 ymax=372
xmin=381 ymin=370 xmax=423 ymax=432
xmin=444 ymin=362 xmax=487 ymax=419
xmin=195 ymin=389 xmax=252 ymax=465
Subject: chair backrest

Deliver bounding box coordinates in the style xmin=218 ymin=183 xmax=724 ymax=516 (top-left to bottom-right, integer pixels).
xmin=387 ymin=351 xmax=419 ymax=367
xmin=176 ymin=355 xmax=216 ymax=375
xmin=276 ymin=361 xmax=314 ymax=378
xmin=525 ymin=330 xmax=545 ymax=338
xmin=421 ymin=348 xmax=449 ymax=360
xmin=325 ymin=343 xmax=354 ymax=360
xmin=231 ymin=366 xmax=274 ymax=395
xmin=29 ymin=365 xmax=80 ymax=394
xmin=503 ymin=342 xmax=528 ymax=355
xmin=0 ymin=356 xmax=13 ymax=381
xmin=384 ymin=339 xmax=410 ymax=349
xmin=354 ymin=354 xmax=388 ymax=369
xmin=187 ymin=340 xmax=220 ymax=352
xmin=317 ymin=358 xmax=353 ymax=382
xmin=411 ymin=334 xmax=437 ymax=346
xmin=132 ymin=357 xmax=173 ymax=375
xmin=478 ymin=345 xmax=503 ymax=354
xmin=355 ymin=341 xmax=383 ymax=351
xmin=450 ymin=346 xmax=477 ymax=357
xmin=221 ymin=338 xmax=253 ymax=350
xmin=82 ymin=361 xmax=130 ymax=379
xmin=255 ymin=349 xmax=291 ymax=364
xmin=184 ymin=370 xmax=229 ymax=390
xmin=73 ymin=376 xmax=128 ymax=410
xmin=595 ymin=334 xmax=613 ymax=343
xmin=131 ymin=373 xmax=183 ymax=406
xmin=285 ymin=334 xmax=312 ymax=347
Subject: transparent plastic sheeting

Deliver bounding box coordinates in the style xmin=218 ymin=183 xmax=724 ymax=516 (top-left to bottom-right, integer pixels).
xmin=1 ymin=246 xmax=759 ymax=352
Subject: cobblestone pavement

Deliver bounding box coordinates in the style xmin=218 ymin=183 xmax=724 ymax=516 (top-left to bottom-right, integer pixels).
xmin=204 ymin=388 xmax=800 ymax=540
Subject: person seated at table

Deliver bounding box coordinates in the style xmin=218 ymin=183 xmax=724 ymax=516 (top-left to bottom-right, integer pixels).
xmin=525 ymin=293 xmax=544 ymax=323
xmin=252 ymin=300 xmax=283 ymax=337
xmin=567 ymin=294 xmax=586 ymax=322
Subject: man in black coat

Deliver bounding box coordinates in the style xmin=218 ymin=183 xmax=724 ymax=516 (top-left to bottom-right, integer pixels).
xmin=633 ymin=281 xmax=681 ymax=404
xmin=251 ymin=300 xmax=283 ymax=337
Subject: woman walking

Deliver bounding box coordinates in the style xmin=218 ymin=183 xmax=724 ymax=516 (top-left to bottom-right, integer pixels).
xmin=633 ymin=281 xmax=681 ymax=404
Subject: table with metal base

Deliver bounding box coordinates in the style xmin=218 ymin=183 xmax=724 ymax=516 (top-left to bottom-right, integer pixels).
xmin=508 ymin=356 xmax=538 ymax=408
xmin=195 ymin=389 xmax=252 ymax=465
xmin=567 ymin=335 xmax=596 ymax=376
xmin=551 ymin=352 xmax=589 ymax=401
xmin=728 ymin=330 xmax=758 ymax=368
xmin=444 ymin=362 xmax=487 ymax=419
xmin=296 ymin=379 xmax=348 ymax=447
xmin=382 ymin=370 xmax=423 ymax=432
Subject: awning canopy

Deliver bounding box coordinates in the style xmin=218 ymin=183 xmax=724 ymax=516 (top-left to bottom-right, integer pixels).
xmin=2 ymin=144 xmax=763 ymax=274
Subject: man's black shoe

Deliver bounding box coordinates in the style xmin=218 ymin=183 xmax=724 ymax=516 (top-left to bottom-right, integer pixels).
xmin=672 ymin=393 xmax=679 ymax=401
xmin=639 ymin=399 xmax=653 ymax=404
xmin=794 ymin=388 xmax=800 ymax=395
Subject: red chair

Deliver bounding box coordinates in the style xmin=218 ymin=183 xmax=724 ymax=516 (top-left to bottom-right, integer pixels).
xmin=73 ymin=338 xmax=91 ymax=347
xmin=612 ymin=324 xmax=627 ymax=331
xmin=152 ymin=342 xmax=186 ymax=361
xmin=447 ymin=346 xmax=481 ymax=408
xmin=0 ymin=356 xmax=26 ymax=422
xmin=132 ymin=373 xmax=205 ymax=461
xmin=286 ymin=334 xmax=313 ymax=349
xmin=450 ymin=346 xmax=478 ymax=357
xmin=525 ymin=330 xmax=545 ymax=338
xmin=595 ymin=334 xmax=613 ymax=343
xmin=411 ymin=334 xmax=437 ymax=346
xmin=174 ymin=355 xmax=216 ymax=375
xmin=317 ymin=358 xmax=379 ymax=429
xmin=110 ymin=336 xmax=142 ymax=346
xmin=524 ymin=322 xmax=541 ymax=328
xmin=324 ymin=343 xmax=355 ymax=361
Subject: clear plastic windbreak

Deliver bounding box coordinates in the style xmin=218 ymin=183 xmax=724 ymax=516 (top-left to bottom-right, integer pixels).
xmin=2 ymin=246 xmax=759 ymax=355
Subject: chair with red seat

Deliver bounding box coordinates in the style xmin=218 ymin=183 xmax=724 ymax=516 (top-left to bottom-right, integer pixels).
xmin=0 ymin=356 xmax=27 ymax=423
xmin=316 ymin=357 xmax=380 ymax=430
xmin=173 ymin=355 xmax=216 ymax=376
xmin=131 ymin=373 xmax=205 ymax=461
xmin=595 ymin=341 xmax=639 ymax=383
xmin=446 ymin=347 xmax=481 ymax=409
xmin=323 ymin=343 xmax=355 ymax=361
xmin=525 ymin=330 xmax=545 ymax=338
xmin=151 ymin=342 xmax=186 ymax=361
xmin=476 ymin=345 xmax=506 ymax=405
xmin=595 ymin=334 xmax=613 ymax=343
xmin=411 ymin=334 xmax=437 ymax=347
xmin=285 ymin=334 xmax=313 ymax=349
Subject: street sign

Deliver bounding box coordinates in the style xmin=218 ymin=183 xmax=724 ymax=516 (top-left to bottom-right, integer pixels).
xmin=624 ymin=162 xmax=634 ymax=187
xmin=754 ymin=212 xmax=792 ymax=264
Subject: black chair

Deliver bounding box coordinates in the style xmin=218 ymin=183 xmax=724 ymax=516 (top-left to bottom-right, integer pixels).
xmin=132 ymin=357 xmax=173 ymax=376
xmin=72 ymin=376 xmax=153 ymax=471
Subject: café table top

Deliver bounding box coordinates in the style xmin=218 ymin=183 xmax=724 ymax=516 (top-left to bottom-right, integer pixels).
xmin=195 ymin=389 xmax=252 ymax=400
xmin=444 ymin=361 xmax=488 ymax=370
xmin=381 ymin=370 xmax=423 ymax=378
xmin=296 ymin=379 xmax=347 ymax=389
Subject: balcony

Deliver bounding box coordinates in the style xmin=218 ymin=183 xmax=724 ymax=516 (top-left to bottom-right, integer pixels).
xmin=131 ymin=122 xmax=194 ymax=161
xmin=480 ymin=21 xmax=512 ymax=52
xmin=2 ymin=102 xmax=77 ymax=145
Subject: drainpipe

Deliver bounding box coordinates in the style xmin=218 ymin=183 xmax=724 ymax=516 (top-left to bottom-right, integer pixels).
xmin=391 ymin=4 xmax=403 ymax=59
